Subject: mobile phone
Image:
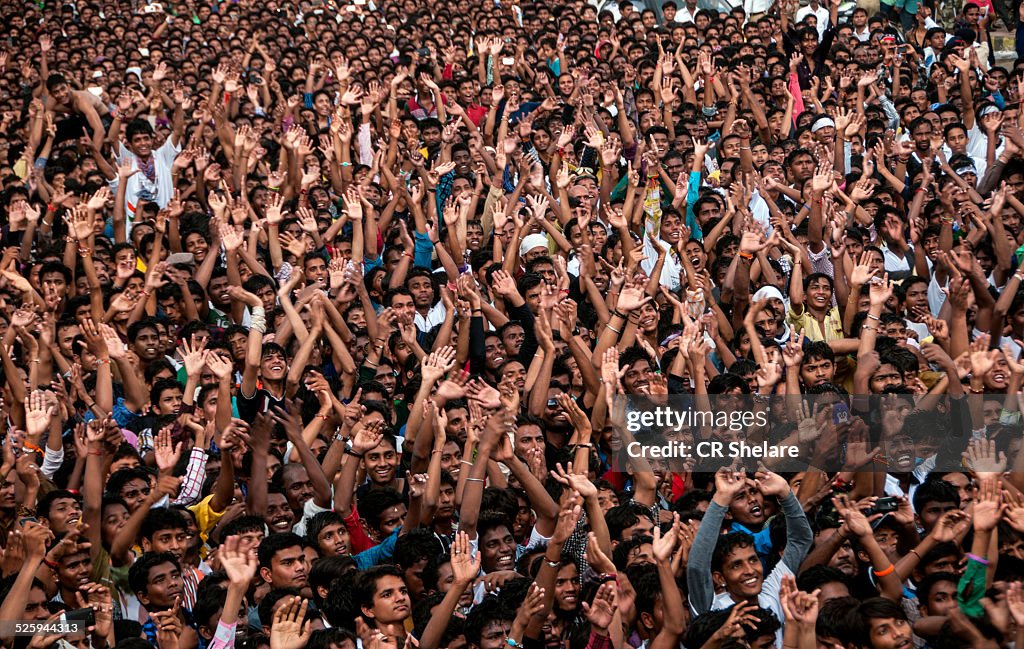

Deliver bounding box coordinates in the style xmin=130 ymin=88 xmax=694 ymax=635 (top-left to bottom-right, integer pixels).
xmin=501 ymin=57 xmax=515 ymax=66
xmin=831 ymin=402 xmax=850 ymax=425
xmin=869 ymin=496 xmax=899 ymax=515
xmin=62 ymin=607 xmax=96 ymax=633
xmin=417 ymin=48 xmax=430 ymax=56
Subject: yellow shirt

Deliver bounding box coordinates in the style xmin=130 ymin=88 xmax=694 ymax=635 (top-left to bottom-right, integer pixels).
xmin=788 ymin=305 xmax=845 ymax=343
xmin=189 ymin=494 xmax=228 ymax=544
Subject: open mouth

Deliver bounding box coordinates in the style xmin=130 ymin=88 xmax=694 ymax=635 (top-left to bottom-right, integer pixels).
xmin=896 ymin=452 xmax=913 ymax=466
xmin=374 ymin=468 xmax=391 ymax=480
xmin=741 ymin=576 xmax=759 ymax=588
xmin=749 ymin=504 xmax=763 ymax=517
xmin=497 ymin=554 xmax=515 ymax=569
xmin=991 ymin=372 xmax=1007 ymax=383
xmin=271 ymin=517 xmax=292 ymax=531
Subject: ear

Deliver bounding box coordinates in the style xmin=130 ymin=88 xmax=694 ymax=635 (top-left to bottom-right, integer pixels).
xmin=712 ymin=570 xmax=725 ymax=589
xmin=639 ymin=612 xmax=655 ymax=631
xmin=259 ymin=566 xmax=272 ymax=585
xmin=141 ymin=539 xmax=152 ymax=553
xmin=361 ymin=605 xmax=376 ymax=620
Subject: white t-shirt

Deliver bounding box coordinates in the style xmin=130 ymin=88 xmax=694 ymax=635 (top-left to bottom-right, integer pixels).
xmin=116 ymin=136 xmax=182 ymax=232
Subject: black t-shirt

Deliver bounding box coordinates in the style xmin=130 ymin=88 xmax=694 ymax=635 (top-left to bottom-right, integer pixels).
xmin=237 ymin=387 xmax=285 ymax=422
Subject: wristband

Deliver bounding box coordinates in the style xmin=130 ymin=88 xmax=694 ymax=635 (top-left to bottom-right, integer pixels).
xmin=872 ymin=564 xmax=895 ymax=577
xmin=966 ymin=552 xmax=989 ymax=565
xmin=22 ymin=442 xmax=43 ymax=454
xmin=344 ymin=447 xmax=364 ymax=458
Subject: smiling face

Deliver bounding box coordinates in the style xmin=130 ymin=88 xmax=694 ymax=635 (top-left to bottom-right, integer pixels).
xmin=265 ymin=492 xmax=296 ymax=533
xmin=554 ymin=563 xmax=581 ymax=611
xmin=715 ymin=543 xmax=763 ymax=600
xmin=364 ymin=438 xmax=399 ymax=486
xmin=480 ymin=524 xmax=516 ymax=573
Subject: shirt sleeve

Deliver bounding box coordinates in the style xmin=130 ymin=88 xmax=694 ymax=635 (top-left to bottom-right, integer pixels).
xmin=413 ymin=231 xmax=434 ymax=269
xmin=41 ymin=446 xmax=65 ymax=480
xmin=354 ymin=528 xmax=400 ymax=569
xmin=173 ymin=447 xmax=208 ymax=506
xmin=208 ymin=620 xmax=236 ymax=649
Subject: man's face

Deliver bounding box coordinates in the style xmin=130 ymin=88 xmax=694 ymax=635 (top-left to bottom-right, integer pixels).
xmin=265 ymin=545 xmax=309 ymax=590
xmin=620 ymin=515 xmax=654 ymax=541
xmin=25 ymin=587 xmax=49 ymax=621
xmin=478 ymin=620 xmax=513 ymax=649
xmin=364 ymin=441 xmax=399 ymax=486
xmin=554 ymin=563 xmax=581 ymax=611
xmin=391 ymin=293 xmax=416 ymax=323
xmin=261 ymin=349 xmax=287 ymax=382
xmin=45 ymin=497 xmax=82 ymax=534
xmin=154 ymin=387 xmax=183 ymax=415
xmin=917 ymin=500 xmax=958 ymax=532
xmin=480 ymin=525 xmax=516 ymax=573
xmin=515 ymin=424 xmax=545 ymax=459
xmin=716 ymin=544 xmax=763 ymax=599
xmin=130 ymin=132 xmax=155 ymax=158
xmin=316 ymin=522 xmax=351 ymax=556
xmin=362 ymin=574 xmax=411 ymax=624
xmin=789 ymin=154 xmax=814 ymax=181
xmin=41 ymin=271 xmax=68 ymax=301
xmin=806 ymin=277 xmax=833 ymax=311
xmin=283 ymin=465 xmax=315 ymax=511
xmin=265 ymin=492 xmax=296 ymax=533
xmin=133 ymin=327 xmax=161 ymax=361
xmin=501 ymin=325 xmax=525 ymax=356
xmin=57 ymin=551 xmax=92 ymax=591
xmin=141 ymin=561 xmax=184 ymax=609
xmin=143 ymin=527 xmax=189 ymax=564
xmin=800 ymin=356 xmax=834 ymax=387
xmin=730 ymin=483 xmax=766 ymax=525
xmin=119 ymin=477 xmax=151 ymax=512
xmin=408 ymin=276 xmax=434 ymax=309
xmin=921 ymin=579 xmax=958 ymax=616
xmin=870 ymin=363 xmax=904 ymax=394
xmin=377 ymin=503 xmax=408 ymax=537
xmin=866 ymin=616 xmax=912 ymax=649
xmin=304 ymin=257 xmax=327 ymax=285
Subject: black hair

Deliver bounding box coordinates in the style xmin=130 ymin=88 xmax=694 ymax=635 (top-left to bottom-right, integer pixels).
xmin=139 ymin=507 xmax=188 ymax=542
xmin=257 ymin=532 xmax=305 ymax=569
xmin=711 ymin=532 xmax=755 ymax=573
xmin=128 ymin=552 xmax=181 ymax=600
xmin=912 ymin=478 xmax=961 ymax=513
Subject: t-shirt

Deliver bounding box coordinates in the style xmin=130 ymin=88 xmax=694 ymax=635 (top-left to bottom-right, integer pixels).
xmin=788 ymin=304 xmax=844 ymax=342
xmin=236 ymin=386 xmax=285 ymax=422
xmin=115 ymin=137 xmax=181 ymax=231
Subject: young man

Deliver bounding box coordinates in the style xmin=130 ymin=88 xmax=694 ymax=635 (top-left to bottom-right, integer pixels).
xmin=354 ymin=565 xmax=412 ymax=642
xmin=688 ymin=467 xmax=813 ymax=647
xmin=854 ymin=597 xmax=913 ymax=649
xmin=789 ymin=269 xmax=844 ymax=342
xmin=257 ymin=533 xmax=311 ymax=597
xmin=129 ymin=552 xmax=200 ymax=649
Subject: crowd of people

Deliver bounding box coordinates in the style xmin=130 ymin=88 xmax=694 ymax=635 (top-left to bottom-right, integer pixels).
xmin=2 ymin=0 xmax=1024 ymax=647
